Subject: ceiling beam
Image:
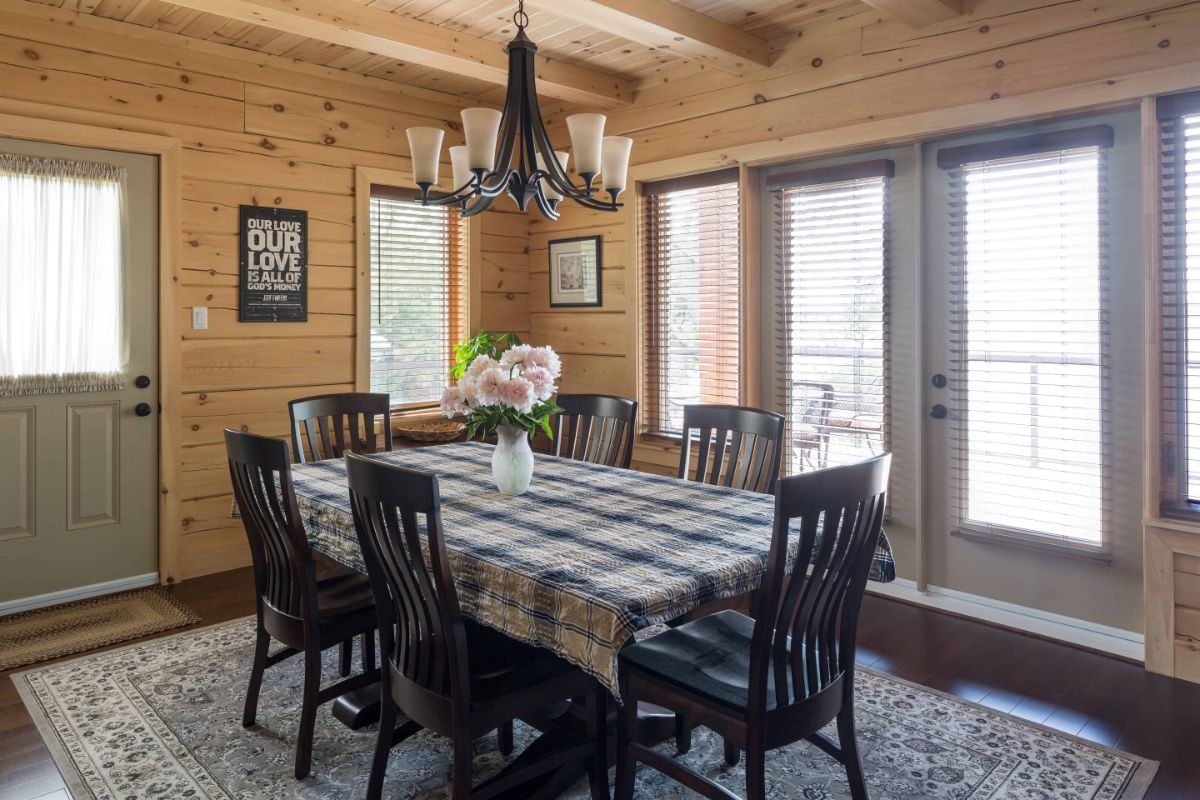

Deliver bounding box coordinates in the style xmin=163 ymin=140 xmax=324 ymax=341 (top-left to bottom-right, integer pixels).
xmin=529 ymin=0 xmax=770 ymax=75
xmin=157 ymin=0 xmax=633 ymax=107
xmin=861 ymin=0 xmax=962 ymax=27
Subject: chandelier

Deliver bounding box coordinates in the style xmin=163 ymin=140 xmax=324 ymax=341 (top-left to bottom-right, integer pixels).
xmin=404 ymin=0 xmax=633 ymax=220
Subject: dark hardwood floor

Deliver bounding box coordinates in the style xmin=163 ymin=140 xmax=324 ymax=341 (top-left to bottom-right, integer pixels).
xmin=2 ymin=570 xmax=1198 ymax=799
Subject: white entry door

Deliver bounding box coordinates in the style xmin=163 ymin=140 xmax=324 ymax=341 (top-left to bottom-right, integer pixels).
xmin=0 ymin=138 xmax=159 ymax=607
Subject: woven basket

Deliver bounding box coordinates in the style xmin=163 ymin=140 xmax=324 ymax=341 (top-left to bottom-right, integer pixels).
xmin=395 ymin=420 xmax=467 ymax=443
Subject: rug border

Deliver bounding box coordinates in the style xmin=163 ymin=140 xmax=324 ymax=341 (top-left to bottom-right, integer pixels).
xmin=858 ymin=665 xmax=1160 ymax=798
xmin=14 ymin=617 xmax=1161 ymax=800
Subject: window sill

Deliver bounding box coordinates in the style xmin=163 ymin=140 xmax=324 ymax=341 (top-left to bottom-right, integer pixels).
xmin=951 ymin=527 xmax=1112 ymax=565
xmin=1143 ymin=515 xmax=1200 ymax=538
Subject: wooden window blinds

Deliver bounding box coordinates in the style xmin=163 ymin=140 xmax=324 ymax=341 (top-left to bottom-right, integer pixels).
xmin=1158 ymin=91 xmax=1200 ymax=517
xmin=769 ymin=160 xmax=892 ymax=476
xmin=939 ymin=126 xmax=1113 ymax=549
xmin=368 ymin=185 xmax=466 ymax=410
xmin=642 ymin=168 xmax=741 ymax=435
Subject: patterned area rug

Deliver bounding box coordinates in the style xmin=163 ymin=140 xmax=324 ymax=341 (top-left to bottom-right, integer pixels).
xmin=15 ymin=618 xmax=1156 ymax=800
xmin=0 ymin=587 xmax=199 ymax=671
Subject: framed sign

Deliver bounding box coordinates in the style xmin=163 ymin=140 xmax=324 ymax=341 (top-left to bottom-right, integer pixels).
xmin=239 ymin=205 xmax=308 ymax=322
xmin=548 ymin=235 xmax=602 ymax=308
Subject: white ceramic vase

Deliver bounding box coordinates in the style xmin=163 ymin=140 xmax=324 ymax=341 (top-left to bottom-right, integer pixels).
xmin=492 ymin=423 xmax=534 ymax=496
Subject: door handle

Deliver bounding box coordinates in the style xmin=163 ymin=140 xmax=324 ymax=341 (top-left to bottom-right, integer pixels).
xmin=929 ymin=404 xmax=947 ymax=420
xmin=134 ymin=402 xmax=153 ymax=417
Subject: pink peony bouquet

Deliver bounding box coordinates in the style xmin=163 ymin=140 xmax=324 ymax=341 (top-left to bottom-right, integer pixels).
xmin=441 ymin=331 xmax=563 ymax=439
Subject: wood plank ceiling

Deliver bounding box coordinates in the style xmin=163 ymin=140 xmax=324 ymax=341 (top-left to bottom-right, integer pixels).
xmin=33 ymin=0 xmax=872 ymax=108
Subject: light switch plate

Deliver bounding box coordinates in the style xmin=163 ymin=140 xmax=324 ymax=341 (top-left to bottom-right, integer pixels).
xmin=192 ymin=306 xmax=208 ymax=330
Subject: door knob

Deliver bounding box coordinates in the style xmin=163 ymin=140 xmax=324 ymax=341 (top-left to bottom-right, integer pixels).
xmin=134 ymin=402 xmax=153 ymax=417
xmin=929 ymin=404 xmax=947 ymax=420
xmin=135 ymin=375 xmax=151 ymax=389
xmin=931 ymin=373 xmax=947 ymax=389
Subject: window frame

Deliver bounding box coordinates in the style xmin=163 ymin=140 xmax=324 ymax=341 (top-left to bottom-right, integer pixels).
xmin=353 ymin=167 xmax=477 ymax=419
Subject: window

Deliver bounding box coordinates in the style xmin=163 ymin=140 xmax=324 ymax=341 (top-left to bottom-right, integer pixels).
xmin=939 ymin=127 xmax=1113 ymax=549
xmin=1159 ymin=91 xmax=1200 ymax=514
xmin=0 ymin=155 xmax=126 ymax=396
xmin=642 ymin=169 xmax=741 ymax=435
xmin=769 ymin=160 xmax=891 ymax=475
xmin=368 ymin=186 xmax=465 ymax=409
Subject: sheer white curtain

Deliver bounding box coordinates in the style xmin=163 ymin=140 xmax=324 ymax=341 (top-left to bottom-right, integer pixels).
xmin=0 ymin=154 xmax=128 ymax=396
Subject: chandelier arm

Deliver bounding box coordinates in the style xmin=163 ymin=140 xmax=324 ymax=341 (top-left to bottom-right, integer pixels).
xmin=460 ymin=190 xmax=499 ymax=218
xmin=475 ymin=38 xmax=529 ymax=197
xmin=532 ymin=186 xmax=561 ymax=220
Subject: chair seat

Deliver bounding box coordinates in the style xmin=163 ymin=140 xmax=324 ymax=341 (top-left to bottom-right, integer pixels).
xmin=465 ymin=620 xmax=582 ymax=704
xmin=315 ymin=565 xmax=375 ymax=619
xmin=620 ymin=610 xmax=784 ymax=712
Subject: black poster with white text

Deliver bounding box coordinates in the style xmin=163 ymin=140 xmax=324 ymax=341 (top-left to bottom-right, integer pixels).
xmin=239 ymin=205 xmax=308 ymax=322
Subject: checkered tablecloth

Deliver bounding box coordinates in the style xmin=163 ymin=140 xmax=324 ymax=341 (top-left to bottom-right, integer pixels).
xmin=290 ymin=442 xmax=895 ymax=697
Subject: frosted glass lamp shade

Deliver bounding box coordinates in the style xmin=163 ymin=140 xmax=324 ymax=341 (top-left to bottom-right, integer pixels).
xmin=406 ymin=127 xmax=444 ymax=186
xmin=450 ymin=146 xmax=472 ymax=192
xmin=566 ymin=113 xmax=606 ymax=176
xmin=601 ymin=136 xmax=633 ymax=193
xmin=461 ymin=108 xmax=503 ymax=171
xmin=536 ymin=151 xmax=570 ymax=201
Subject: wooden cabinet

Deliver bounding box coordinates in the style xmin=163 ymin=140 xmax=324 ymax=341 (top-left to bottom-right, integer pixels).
xmin=1144 ymin=523 xmax=1200 ymax=684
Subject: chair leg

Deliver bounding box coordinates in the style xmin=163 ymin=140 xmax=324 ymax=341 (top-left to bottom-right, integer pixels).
xmin=294 ymin=648 xmax=321 ymax=779
xmin=586 ymin=685 xmax=609 ymax=800
xmin=367 ymin=688 xmax=398 ymax=800
xmin=614 ymin=679 xmax=636 ymax=800
xmin=744 ymin=745 xmax=766 ymax=800
xmin=837 ymin=707 xmax=869 ymax=800
xmin=362 ymin=631 xmax=376 ymax=673
xmin=674 ymin=714 xmax=692 ymax=755
xmin=497 ymin=720 xmax=514 ymax=757
xmin=723 ymin=739 xmax=740 ymax=766
xmin=339 ymin=639 xmax=351 ymax=677
xmin=450 ymin=729 xmax=474 ymax=800
xmin=242 ymin=627 xmax=270 ymax=727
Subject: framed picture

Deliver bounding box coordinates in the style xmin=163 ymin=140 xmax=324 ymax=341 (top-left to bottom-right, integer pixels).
xmin=548 ymin=235 xmax=602 ymax=308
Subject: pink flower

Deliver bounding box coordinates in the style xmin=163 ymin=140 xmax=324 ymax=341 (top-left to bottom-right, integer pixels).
xmin=500 ymin=344 xmax=533 ymax=369
xmin=500 ymin=376 xmax=536 ymax=413
xmin=440 ymin=384 xmax=467 ymax=417
xmin=524 ymin=366 xmax=556 ymax=401
xmin=474 ymin=367 xmax=507 ymax=406
xmin=524 ymin=346 xmax=561 ymax=379
xmin=465 ymin=354 xmax=497 ymax=379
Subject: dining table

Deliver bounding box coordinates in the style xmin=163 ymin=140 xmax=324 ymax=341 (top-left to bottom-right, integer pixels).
xmin=288 ymin=440 xmax=896 ymax=797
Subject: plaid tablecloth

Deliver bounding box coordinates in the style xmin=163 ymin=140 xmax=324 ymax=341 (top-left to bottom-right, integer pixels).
xmin=290 ymin=442 xmax=895 ymax=697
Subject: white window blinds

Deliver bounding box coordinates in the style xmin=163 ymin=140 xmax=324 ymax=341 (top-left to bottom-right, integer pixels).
xmin=0 ymin=154 xmax=127 ymax=397
xmin=1158 ymin=92 xmax=1200 ymax=514
xmin=368 ymin=187 xmax=465 ymax=409
xmin=770 ymin=160 xmax=891 ymax=476
xmin=643 ymin=169 xmax=741 ymax=435
xmin=939 ymin=126 xmax=1113 ymax=549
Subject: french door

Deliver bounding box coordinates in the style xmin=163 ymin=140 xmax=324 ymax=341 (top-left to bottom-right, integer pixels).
xmin=920 ymin=109 xmax=1144 ymax=632
xmin=0 ymin=138 xmax=159 ymax=606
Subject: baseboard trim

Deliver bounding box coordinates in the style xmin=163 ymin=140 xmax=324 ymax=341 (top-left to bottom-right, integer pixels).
xmin=868 ymin=579 xmax=1145 ymax=663
xmin=0 ymin=572 xmax=160 ymax=617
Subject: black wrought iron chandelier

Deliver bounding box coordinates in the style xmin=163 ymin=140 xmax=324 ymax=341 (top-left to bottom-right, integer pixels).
xmin=405 ymin=0 xmax=632 ymax=220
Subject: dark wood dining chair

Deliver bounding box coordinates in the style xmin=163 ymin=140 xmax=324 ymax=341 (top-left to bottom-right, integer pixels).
xmin=554 ymin=393 xmax=638 ymax=468
xmin=616 ymin=454 xmax=892 ymax=800
xmin=289 ymin=392 xmax=393 ymax=464
xmin=679 ymin=404 xmax=785 ymax=495
xmin=345 ymin=452 xmax=610 ymax=800
xmin=225 ymin=429 xmax=379 ymax=779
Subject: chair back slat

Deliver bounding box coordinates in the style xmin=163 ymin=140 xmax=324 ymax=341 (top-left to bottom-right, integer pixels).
xmin=553 ymin=394 xmax=638 ymax=469
xmin=751 ymin=454 xmax=890 ymax=711
xmin=679 ymin=405 xmax=785 ymax=494
xmin=289 ymin=393 xmax=393 ymax=463
xmin=346 ymin=453 xmax=468 ymax=701
xmin=225 ymin=429 xmax=315 ymax=620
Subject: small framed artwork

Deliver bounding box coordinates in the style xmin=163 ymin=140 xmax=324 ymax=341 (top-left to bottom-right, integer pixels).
xmin=548 ymin=235 xmax=602 ymax=308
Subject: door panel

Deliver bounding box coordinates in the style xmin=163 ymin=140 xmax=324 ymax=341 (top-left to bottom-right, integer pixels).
xmin=0 ymin=138 xmax=158 ymax=604
xmin=67 ymin=401 xmax=121 ymax=530
xmin=0 ymin=407 xmax=34 ymax=540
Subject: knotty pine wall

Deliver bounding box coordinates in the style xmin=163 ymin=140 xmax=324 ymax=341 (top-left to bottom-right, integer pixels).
xmin=0 ymin=2 xmax=530 ymax=581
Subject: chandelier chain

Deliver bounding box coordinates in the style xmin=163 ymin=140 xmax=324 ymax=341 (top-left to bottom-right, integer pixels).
xmin=513 ymin=0 xmax=529 ymax=30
